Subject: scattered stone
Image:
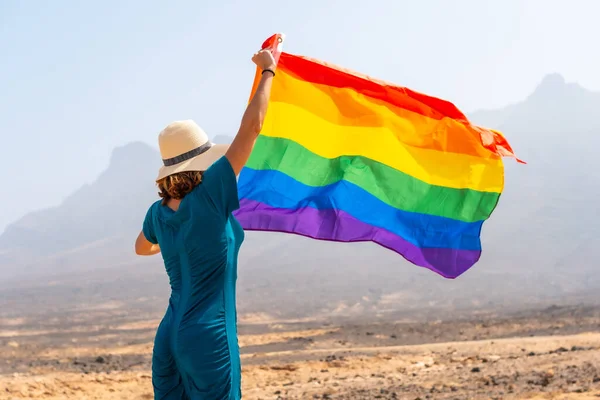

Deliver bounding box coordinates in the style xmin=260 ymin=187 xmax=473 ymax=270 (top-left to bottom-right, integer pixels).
xmin=540 ymin=370 xmax=554 ymax=386
xmin=292 ymin=337 xmax=314 ymax=343
xmin=551 ymin=347 xmax=569 ymax=354
xmin=570 ymin=386 xmax=588 ymax=393
xmin=471 ymin=367 xmax=481 ymax=373
xmin=270 ymin=364 xmax=297 ymax=372
xmin=570 ymin=345 xmax=589 ymax=351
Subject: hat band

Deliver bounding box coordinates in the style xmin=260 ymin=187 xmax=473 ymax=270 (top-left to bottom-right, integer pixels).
xmin=162 ymin=142 xmax=213 ymax=166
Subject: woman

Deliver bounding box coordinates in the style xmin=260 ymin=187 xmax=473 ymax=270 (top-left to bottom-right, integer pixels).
xmin=134 ymin=48 xmax=277 ymax=399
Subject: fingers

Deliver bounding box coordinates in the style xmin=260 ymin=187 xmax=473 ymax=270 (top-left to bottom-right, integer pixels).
xmin=252 ymin=49 xmax=266 ymax=59
xmin=251 ymin=48 xmax=277 ymax=70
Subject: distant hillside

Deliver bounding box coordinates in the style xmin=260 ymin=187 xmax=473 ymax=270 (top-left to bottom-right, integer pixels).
xmin=1 ymin=76 xmax=599 ymax=319
xmin=469 ymin=73 xmax=600 ymax=276
xmin=0 ymin=135 xmax=236 ymax=280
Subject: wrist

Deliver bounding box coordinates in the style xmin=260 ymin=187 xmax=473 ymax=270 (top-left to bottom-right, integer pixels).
xmin=263 ymin=63 xmax=277 ymax=71
xmin=261 ymin=68 xmax=276 ymax=77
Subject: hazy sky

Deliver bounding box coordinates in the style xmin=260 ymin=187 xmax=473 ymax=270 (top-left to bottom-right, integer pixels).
xmin=1 ymin=0 xmax=599 ymax=233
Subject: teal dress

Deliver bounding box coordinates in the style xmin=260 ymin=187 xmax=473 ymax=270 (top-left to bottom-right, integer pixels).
xmin=142 ymin=156 xmax=244 ymax=399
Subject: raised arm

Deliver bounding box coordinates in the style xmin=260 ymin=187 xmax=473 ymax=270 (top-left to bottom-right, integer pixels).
xmin=225 ymin=49 xmax=278 ymax=175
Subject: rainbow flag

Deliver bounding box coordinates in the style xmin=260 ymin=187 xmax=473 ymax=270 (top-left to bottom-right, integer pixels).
xmin=233 ymin=35 xmax=521 ymax=279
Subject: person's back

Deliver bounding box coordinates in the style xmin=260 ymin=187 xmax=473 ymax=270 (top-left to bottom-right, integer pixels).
xmin=143 ymin=157 xmax=244 ymax=398
xmin=134 ymin=46 xmax=278 ymax=399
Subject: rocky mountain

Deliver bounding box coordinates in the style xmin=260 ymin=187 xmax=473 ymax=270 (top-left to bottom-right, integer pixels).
xmin=469 ymin=73 xmax=600 ymax=277
xmin=1 ymin=75 xmax=599 ymax=319
xmin=0 ymin=135 xmax=237 ymax=281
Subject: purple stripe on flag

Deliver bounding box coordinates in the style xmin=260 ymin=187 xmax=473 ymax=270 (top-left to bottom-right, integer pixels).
xmin=233 ymin=199 xmax=481 ymax=279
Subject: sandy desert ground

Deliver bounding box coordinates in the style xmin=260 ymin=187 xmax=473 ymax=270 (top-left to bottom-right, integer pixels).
xmin=2 ymin=302 xmax=600 ymax=399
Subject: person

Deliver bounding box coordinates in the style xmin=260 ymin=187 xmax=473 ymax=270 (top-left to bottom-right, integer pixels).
xmin=134 ymin=48 xmax=277 ymax=399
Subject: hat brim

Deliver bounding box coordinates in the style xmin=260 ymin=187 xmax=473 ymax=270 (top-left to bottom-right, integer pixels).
xmin=156 ymin=143 xmax=229 ymax=181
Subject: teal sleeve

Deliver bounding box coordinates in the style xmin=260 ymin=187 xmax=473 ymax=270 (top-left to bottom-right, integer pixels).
xmin=202 ymin=156 xmax=240 ymax=216
xmin=142 ymin=204 xmax=158 ymax=244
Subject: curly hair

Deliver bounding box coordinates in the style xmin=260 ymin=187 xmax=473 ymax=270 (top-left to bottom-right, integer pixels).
xmin=157 ymin=171 xmax=204 ymax=205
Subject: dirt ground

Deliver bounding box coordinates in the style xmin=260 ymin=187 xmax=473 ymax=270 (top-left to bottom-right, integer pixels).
xmin=1 ymin=305 xmax=600 ymax=399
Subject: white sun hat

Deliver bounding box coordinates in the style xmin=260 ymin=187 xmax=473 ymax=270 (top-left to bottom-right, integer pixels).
xmin=155 ymin=120 xmax=229 ymax=182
